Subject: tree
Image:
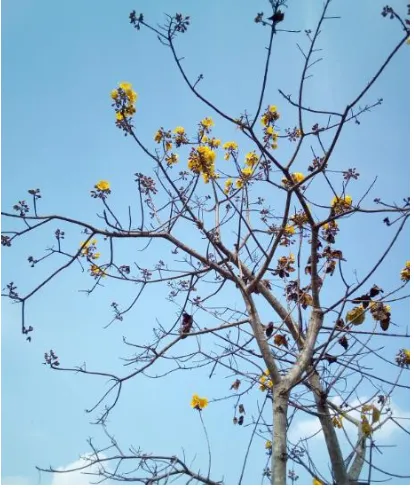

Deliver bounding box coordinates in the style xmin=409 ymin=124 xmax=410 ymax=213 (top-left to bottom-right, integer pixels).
xmin=2 ymin=0 xmax=410 ymax=484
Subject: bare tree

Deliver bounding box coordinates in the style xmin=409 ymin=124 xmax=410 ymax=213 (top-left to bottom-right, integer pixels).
xmin=2 ymin=0 xmax=410 ymax=484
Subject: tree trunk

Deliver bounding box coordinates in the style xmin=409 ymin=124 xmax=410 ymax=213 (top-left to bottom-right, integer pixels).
xmin=271 ymin=388 xmax=289 ymax=485
xmin=308 ymin=372 xmax=349 ymax=484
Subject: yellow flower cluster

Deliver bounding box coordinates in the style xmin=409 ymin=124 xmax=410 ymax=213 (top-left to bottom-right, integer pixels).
xmin=188 ymin=146 xmax=217 ymax=183
xmin=191 ymin=394 xmax=208 ymax=410
xmin=261 ymin=105 xmax=280 ymax=126
xmin=80 ymin=239 xmax=100 ymax=260
xmin=265 ymin=440 xmax=272 ymax=450
xmin=95 ymin=180 xmax=110 ymax=192
xmin=198 ymin=117 xmax=214 ymax=139
xmin=345 ymin=305 xmax=365 ymax=325
xmin=200 ymin=117 xmax=214 ymax=129
xmin=395 ymin=348 xmax=410 ymax=367
xmin=223 ymin=141 xmax=238 ymax=161
xmin=284 ymin=225 xmax=295 ymax=236
xmin=245 ymin=151 xmax=259 ymax=167
xmin=202 ymin=135 xmax=221 ymax=148
xmin=264 ymin=124 xmax=279 ymax=150
xmin=154 ymin=128 xmax=174 ymax=152
xmin=281 ymin=172 xmax=304 ymax=187
xmin=111 ymin=82 xmax=138 ymax=121
xmin=90 ymin=263 xmax=106 ymax=278
xmin=331 ymin=195 xmax=352 ymax=214
xmin=258 ymin=369 xmax=273 ymax=391
xmin=223 ymin=178 xmax=233 ymax=195
xmin=401 ymin=261 xmax=410 ymax=282
xmin=166 ymin=153 xmax=179 ymax=166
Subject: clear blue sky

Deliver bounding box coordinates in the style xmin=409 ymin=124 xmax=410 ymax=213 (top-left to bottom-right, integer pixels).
xmin=2 ymin=0 xmax=410 ymax=485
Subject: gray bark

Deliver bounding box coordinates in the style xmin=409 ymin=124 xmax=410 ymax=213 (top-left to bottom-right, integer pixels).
xmin=271 ymin=388 xmax=289 ymax=485
xmin=308 ymin=372 xmax=349 ymax=484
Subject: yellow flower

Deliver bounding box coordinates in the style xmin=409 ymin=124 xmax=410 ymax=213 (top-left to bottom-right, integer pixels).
xmin=282 ymin=172 xmax=304 ymax=187
xmin=191 ymin=394 xmax=208 ymax=410
xmin=124 ymin=105 xmax=136 ymax=117
xmin=223 ymin=141 xmax=238 ymax=151
xmin=110 ymin=89 xmax=118 ymax=100
xmin=245 ymin=151 xmax=259 ymax=167
xmin=91 ymin=252 xmax=101 ymax=260
xmin=346 ymin=305 xmax=365 ymax=326
xmin=292 ymin=172 xmax=304 ymax=183
xmin=269 ymin=105 xmax=277 ymax=113
xmin=90 ymin=264 xmax=106 ymax=277
xmin=235 ymin=179 xmax=244 ymax=189
xmin=115 ymin=112 xmax=124 ymax=121
xmin=224 ymin=178 xmax=233 ymax=195
xmin=265 ymin=440 xmax=272 ymax=450
xmin=119 ymin=81 xmax=132 ymax=91
xmin=154 ymin=129 xmax=163 ymax=143
xmin=331 ymin=195 xmax=352 ymax=214
xmin=284 ymin=225 xmax=295 ymax=236
xmin=312 ymin=479 xmax=324 ymax=485
xmin=241 ymin=166 xmax=253 ymax=178
xmin=95 ymin=180 xmax=110 ymax=191
xmin=190 ymin=394 xmax=201 ymax=408
xmin=403 ymin=349 xmax=410 ymax=363
xmin=173 ymin=126 xmax=185 ymax=135
xmin=266 ymin=126 xmax=274 ymax=135
xmin=198 ymin=397 xmax=208 ymax=409
xmin=401 ymin=261 xmax=410 ymax=282
xmin=165 ymin=141 xmax=173 ymax=152
xmin=201 ymin=135 xmax=209 ymax=143
xmin=166 ymin=153 xmax=179 ymax=166
xmin=125 ymin=88 xmax=138 ymax=103
xmin=201 ymin=117 xmax=214 ymax=129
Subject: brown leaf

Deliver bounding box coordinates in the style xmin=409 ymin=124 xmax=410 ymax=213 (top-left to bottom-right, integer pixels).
xmin=265 ymin=322 xmax=274 ymax=338
xmin=230 ymin=379 xmax=241 ymax=391
xmin=274 ymin=334 xmax=288 ymax=347
xmin=339 ymin=335 xmax=348 ymax=350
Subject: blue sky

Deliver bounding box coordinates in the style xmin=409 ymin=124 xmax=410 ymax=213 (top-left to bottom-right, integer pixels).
xmin=2 ymin=0 xmax=410 ymax=485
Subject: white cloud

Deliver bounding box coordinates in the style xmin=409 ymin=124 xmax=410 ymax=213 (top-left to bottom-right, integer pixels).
xmin=290 ymin=396 xmax=409 ymax=445
xmin=51 ymin=453 xmax=107 ymax=485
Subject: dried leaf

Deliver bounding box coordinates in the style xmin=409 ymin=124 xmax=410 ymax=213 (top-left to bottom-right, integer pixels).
xmin=339 ymin=335 xmax=348 ymax=350
xmin=274 ymin=334 xmax=288 ymax=347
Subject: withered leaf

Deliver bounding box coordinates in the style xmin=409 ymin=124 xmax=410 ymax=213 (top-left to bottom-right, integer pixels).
xmin=380 ymin=318 xmax=390 ymax=331
xmin=265 ymin=322 xmax=274 ymax=338
xmin=274 ymin=334 xmax=288 ymax=347
xmin=339 ymin=335 xmax=348 ymax=350
xmin=324 ymin=354 xmax=338 ymax=364
xmin=238 ymin=415 xmax=244 ymax=425
xmin=239 ymin=404 xmax=245 ymax=414
xmin=369 ymin=285 xmax=383 ymax=297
